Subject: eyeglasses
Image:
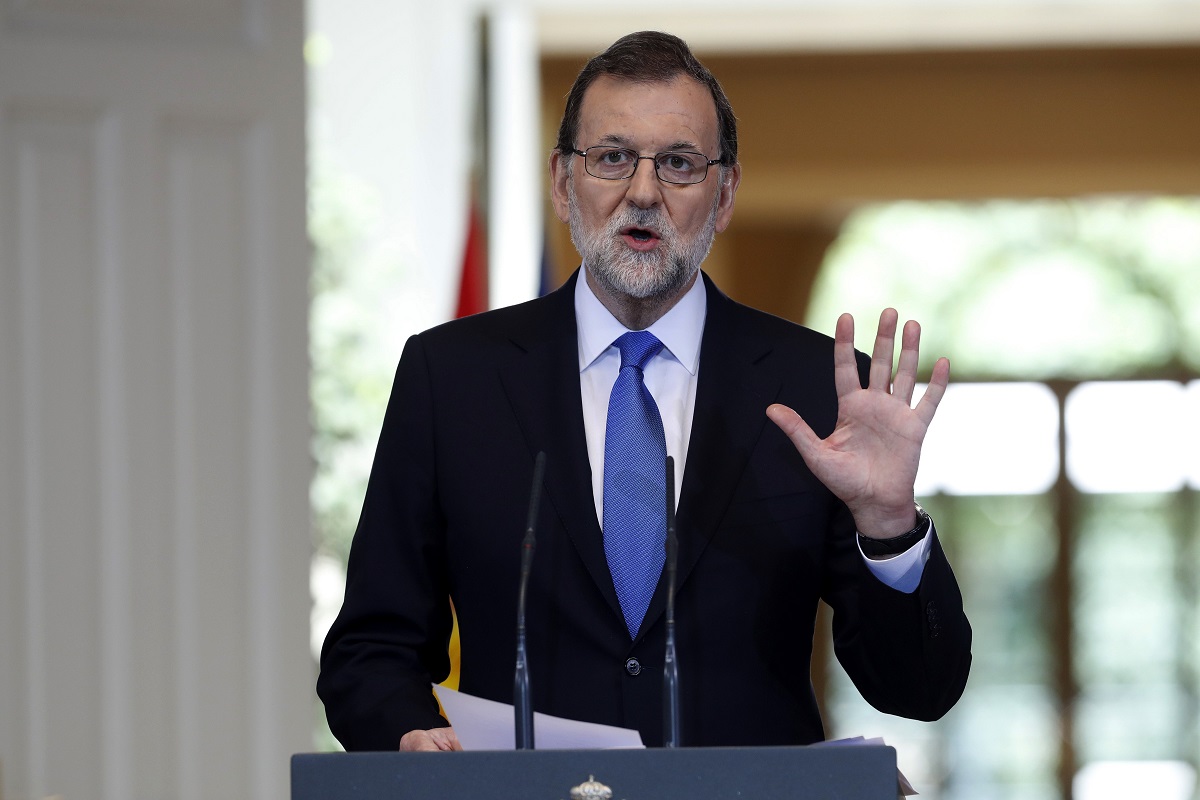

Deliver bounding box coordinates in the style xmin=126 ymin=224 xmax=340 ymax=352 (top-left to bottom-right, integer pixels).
xmin=572 ymin=146 xmax=720 ymax=185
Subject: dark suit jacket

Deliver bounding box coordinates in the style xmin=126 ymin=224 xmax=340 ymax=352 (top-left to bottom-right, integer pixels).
xmin=318 ymin=270 xmax=971 ymax=751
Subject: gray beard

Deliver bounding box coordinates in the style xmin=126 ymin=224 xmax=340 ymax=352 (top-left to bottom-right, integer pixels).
xmin=567 ymin=178 xmax=719 ymax=301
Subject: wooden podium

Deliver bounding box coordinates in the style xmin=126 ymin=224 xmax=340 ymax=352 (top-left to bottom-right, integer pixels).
xmin=291 ymin=745 xmax=901 ymax=799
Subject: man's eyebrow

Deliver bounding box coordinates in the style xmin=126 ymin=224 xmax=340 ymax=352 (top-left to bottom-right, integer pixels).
xmin=590 ymin=134 xmax=705 ymax=152
xmin=593 ymin=134 xmax=633 ymax=148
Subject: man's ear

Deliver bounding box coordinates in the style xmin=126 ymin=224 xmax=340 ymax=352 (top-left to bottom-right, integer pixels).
xmin=549 ymin=150 xmax=571 ymax=224
xmin=714 ymin=162 xmax=741 ymax=234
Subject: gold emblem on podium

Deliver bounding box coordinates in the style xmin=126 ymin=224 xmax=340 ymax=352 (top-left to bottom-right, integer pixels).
xmin=568 ymin=775 xmax=614 ymax=799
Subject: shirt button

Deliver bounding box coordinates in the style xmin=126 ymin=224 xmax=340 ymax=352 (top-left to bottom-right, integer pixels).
xmin=625 ymin=658 xmax=642 ymax=676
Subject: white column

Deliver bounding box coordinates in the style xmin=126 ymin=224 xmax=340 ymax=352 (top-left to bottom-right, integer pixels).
xmin=488 ymin=2 xmax=545 ymax=309
xmin=0 ymin=1 xmax=312 ymax=797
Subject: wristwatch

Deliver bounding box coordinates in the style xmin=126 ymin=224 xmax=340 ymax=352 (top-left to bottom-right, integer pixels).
xmin=857 ymin=503 xmax=931 ymax=557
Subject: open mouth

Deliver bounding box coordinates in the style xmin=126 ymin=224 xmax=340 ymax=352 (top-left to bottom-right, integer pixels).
xmin=621 ymin=226 xmax=661 ymax=246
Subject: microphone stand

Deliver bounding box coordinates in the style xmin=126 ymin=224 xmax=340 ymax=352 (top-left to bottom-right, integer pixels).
xmin=663 ymin=455 xmax=681 ymax=748
xmin=514 ymin=451 xmax=545 ymax=750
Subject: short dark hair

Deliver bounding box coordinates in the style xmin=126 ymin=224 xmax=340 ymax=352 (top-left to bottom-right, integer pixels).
xmin=555 ymin=31 xmax=738 ymax=167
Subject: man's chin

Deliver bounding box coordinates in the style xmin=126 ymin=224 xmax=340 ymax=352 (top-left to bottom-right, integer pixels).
xmin=589 ymin=259 xmax=695 ymax=301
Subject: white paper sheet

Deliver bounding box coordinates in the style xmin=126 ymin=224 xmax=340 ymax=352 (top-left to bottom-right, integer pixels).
xmin=432 ymin=684 xmax=645 ymax=751
xmin=432 ymin=685 xmax=913 ymax=795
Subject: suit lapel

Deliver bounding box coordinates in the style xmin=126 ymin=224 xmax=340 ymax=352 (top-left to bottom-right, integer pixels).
xmin=499 ymin=271 xmax=788 ymax=640
xmin=637 ymin=275 xmax=783 ymax=637
xmin=497 ymin=272 xmax=624 ymax=620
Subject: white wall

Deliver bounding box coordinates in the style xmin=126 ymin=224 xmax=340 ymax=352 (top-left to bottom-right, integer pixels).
xmin=307 ymin=0 xmax=545 ymax=340
xmin=0 ymin=1 xmax=312 ymax=797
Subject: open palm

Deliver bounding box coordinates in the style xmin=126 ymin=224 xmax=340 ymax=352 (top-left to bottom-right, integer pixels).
xmin=766 ymin=309 xmax=949 ymax=538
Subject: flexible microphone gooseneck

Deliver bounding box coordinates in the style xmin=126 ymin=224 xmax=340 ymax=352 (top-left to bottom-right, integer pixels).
xmin=663 ymin=455 xmax=681 ymax=748
xmin=514 ymin=451 xmax=546 ymax=750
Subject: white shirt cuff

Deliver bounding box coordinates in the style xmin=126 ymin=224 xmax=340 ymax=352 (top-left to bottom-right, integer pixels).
xmin=858 ymin=519 xmax=935 ymax=594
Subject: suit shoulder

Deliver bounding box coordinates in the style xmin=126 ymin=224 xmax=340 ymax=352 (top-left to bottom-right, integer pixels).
xmin=716 ymin=292 xmax=834 ymax=349
xmin=712 ymin=291 xmax=870 ymax=373
xmin=410 ymin=289 xmax=569 ymax=353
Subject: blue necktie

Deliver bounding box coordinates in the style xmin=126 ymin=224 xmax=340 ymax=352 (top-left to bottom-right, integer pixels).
xmin=603 ymin=331 xmax=668 ymax=639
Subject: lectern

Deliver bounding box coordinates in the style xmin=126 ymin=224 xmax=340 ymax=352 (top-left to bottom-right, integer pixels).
xmin=291 ymin=745 xmax=901 ymax=799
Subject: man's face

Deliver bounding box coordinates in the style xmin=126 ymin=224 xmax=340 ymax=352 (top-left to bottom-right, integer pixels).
xmin=550 ymin=75 xmax=740 ymax=302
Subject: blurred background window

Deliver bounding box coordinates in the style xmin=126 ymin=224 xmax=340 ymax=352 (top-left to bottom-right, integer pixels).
xmin=815 ymin=198 xmax=1200 ymax=800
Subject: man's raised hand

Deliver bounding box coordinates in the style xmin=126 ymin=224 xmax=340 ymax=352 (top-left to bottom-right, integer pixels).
xmin=766 ymin=308 xmax=949 ymax=538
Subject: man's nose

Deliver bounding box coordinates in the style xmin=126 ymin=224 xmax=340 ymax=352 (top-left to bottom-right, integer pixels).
xmin=623 ymin=157 xmax=663 ymax=208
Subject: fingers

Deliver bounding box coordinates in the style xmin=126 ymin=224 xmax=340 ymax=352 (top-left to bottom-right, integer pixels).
xmin=399 ymin=730 xmax=439 ymax=751
xmin=399 ymin=727 xmax=463 ymax=752
xmin=914 ymin=356 xmax=951 ymax=426
xmin=429 ymin=726 xmax=463 ymax=751
xmin=868 ymin=308 xmax=899 ymax=392
xmin=891 ymin=319 xmax=922 ymax=404
xmin=766 ymin=403 xmax=820 ymax=461
xmin=832 ymin=312 xmax=862 ymax=399
xmin=850 ymin=310 xmax=935 ymax=409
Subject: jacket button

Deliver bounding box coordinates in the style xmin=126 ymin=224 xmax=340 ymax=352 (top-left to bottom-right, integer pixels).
xmin=625 ymin=658 xmax=642 ymax=676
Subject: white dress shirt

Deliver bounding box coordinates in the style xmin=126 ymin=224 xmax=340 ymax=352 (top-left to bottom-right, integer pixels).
xmin=574 ymin=272 xmax=931 ymax=593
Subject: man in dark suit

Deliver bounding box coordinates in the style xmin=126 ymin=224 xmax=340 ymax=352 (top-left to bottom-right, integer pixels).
xmin=317 ymin=30 xmax=971 ymax=752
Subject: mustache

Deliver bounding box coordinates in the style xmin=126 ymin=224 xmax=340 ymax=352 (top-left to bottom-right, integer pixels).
xmin=609 ymin=207 xmax=670 ymax=240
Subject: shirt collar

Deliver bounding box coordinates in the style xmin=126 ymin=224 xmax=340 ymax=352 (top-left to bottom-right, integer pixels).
xmin=575 ymin=268 xmax=706 ymax=375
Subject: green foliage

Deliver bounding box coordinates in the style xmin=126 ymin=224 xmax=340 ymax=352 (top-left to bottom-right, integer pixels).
xmin=808 ymin=197 xmax=1200 ymax=379
xmin=309 ymin=158 xmax=403 ymax=565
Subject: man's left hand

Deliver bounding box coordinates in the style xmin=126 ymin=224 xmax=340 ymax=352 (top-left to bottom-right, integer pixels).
xmin=766 ymin=308 xmax=949 ymax=538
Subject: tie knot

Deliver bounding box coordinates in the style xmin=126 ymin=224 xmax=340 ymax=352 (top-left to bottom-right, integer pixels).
xmin=614 ymin=331 xmax=664 ymax=371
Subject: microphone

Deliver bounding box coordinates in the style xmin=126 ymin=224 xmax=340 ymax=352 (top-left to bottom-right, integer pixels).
xmin=663 ymin=455 xmax=681 ymax=748
xmin=514 ymin=451 xmax=546 ymax=750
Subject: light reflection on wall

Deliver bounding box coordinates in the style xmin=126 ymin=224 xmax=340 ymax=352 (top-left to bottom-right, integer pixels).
xmin=916 ymin=382 xmax=1060 ymax=497
xmin=914 ymin=380 xmax=1200 ymax=498
xmin=1066 ymin=381 xmax=1200 ymax=494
